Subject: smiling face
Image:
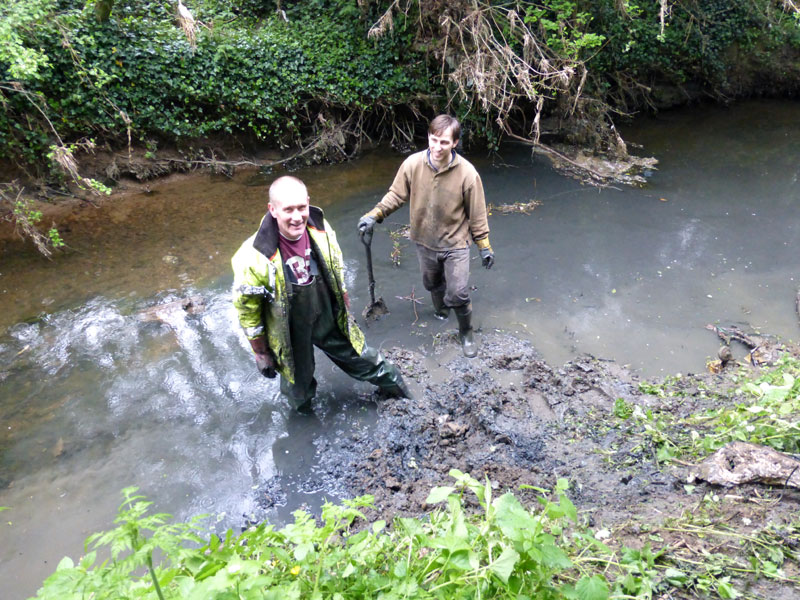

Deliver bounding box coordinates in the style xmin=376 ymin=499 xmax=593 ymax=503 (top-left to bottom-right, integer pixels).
xmin=268 ymin=176 xmax=310 ymax=240
xmin=428 ymin=126 xmax=456 ymax=168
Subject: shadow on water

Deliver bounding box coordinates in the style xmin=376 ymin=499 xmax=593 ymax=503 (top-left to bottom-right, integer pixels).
xmin=1 ymin=99 xmax=799 ymax=597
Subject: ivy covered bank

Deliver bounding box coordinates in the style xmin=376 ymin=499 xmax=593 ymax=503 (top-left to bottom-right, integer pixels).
xmin=1 ymin=1 xmax=799 ymax=246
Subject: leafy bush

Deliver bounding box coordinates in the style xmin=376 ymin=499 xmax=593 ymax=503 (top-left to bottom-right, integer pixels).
xmin=0 ymin=0 xmax=422 ymax=167
xmin=31 ymin=474 xmax=615 ymax=599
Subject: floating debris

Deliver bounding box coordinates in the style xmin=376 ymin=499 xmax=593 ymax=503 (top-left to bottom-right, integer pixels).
xmin=487 ymin=199 xmax=542 ymax=215
xmin=389 ymin=226 xmax=410 ymax=267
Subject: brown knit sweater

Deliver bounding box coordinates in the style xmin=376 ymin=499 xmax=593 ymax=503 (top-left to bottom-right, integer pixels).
xmin=373 ymin=150 xmax=489 ymax=251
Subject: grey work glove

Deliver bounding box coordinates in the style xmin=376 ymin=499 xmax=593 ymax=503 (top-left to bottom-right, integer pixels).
xmin=480 ymin=247 xmax=495 ymax=269
xmin=358 ymin=215 xmax=376 ymax=246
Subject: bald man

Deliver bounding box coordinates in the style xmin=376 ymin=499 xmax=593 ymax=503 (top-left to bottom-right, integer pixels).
xmin=232 ymin=176 xmax=410 ymax=411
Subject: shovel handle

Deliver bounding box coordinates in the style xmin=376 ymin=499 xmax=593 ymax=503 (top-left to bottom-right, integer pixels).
xmin=360 ymin=231 xmax=377 ymax=305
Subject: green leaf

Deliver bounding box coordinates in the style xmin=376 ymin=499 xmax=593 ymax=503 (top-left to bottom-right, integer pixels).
xmin=447 ymin=549 xmax=472 ymax=571
xmin=489 ymin=546 xmax=519 ymax=583
xmin=425 ymin=486 xmax=455 ymax=504
xmin=664 ymin=567 xmax=688 ymax=586
xmin=294 ymin=541 xmax=314 ymax=561
xmin=575 ymin=574 xmax=609 ymax=600
xmin=494 ymin=493 xmax=539 ymax=542
xmin=717 ymin=578 xmax=741 ymax=599
xmin=540 ymin=542 xmax=572 ymax=569
xmin=392 ymin=561 xmax=407 ymax=578
xmin=558 ymin=493 xmax=578 ymax=523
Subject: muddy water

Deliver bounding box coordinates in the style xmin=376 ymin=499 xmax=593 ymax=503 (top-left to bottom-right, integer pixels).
xmin=1 ymin=99 xmax=799 ymax=597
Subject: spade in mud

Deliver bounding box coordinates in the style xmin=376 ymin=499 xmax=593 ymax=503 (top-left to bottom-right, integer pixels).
xmin=361 ymin=231 xmax=390 ymax=321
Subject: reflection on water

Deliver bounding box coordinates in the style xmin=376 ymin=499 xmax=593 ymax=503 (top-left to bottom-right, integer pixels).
xmin=1 ymin=100 xmax=799 ymax=597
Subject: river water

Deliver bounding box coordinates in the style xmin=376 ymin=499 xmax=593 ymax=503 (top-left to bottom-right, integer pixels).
xmin=1 ymin=99 xmax=799 ymax=597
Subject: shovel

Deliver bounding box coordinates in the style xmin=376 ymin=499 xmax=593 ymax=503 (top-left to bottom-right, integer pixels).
xmin=360 ymin=229 xmax=390 ymax=321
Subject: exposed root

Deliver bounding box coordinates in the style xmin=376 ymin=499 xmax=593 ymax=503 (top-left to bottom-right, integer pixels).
xmin=364 ymin=0 xmax=657 ymax=186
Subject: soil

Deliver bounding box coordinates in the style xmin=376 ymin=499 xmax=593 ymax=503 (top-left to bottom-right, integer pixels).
xmin=257 ymin=330 xmax=800 ymax=597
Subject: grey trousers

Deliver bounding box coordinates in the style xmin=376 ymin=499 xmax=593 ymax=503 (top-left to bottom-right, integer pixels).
xmin=280 ymin=276 xmax=404 ymax=410
xmin=415 ymin=243 xmax=471 ymax=308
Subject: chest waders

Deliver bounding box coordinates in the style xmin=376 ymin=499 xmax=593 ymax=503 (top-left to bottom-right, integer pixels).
xmin=279 ymin=275 xmax=409 ymax=411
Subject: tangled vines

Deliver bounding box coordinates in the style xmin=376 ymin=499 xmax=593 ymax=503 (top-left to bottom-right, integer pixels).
xmin=365 ymin=0 xmax=634 ymax=183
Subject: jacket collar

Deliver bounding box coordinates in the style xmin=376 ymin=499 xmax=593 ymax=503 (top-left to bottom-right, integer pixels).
xmin=253 ymin=205 xmax=325 ymax=258
xmin=426 ymin=149 xmax=459 ymax=173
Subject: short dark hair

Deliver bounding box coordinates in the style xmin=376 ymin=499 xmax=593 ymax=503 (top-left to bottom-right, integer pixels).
xmin=428 ymin=114 xmax=461 ymax=142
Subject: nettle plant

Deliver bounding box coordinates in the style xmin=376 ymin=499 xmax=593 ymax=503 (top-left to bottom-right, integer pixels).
xmin=30 ymin=473 xmax=649 ymax=600
xmin=36 ymin=467 xmax=797 ymax=599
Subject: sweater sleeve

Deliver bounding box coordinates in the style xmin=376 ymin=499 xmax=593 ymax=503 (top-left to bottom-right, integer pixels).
xmin=465 ymin=172 xmax=489 ymax=243
xmin=373 ymin=157 xmax=412 ymax=219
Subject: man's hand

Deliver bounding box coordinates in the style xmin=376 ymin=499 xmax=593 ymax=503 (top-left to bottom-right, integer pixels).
xmin=249 ymin=336 xmax=277 ymax=378
xmin=480 ymin=247 xmax=495 ymax=269
xmin=342 ymin=291 xmax=351 ymax=310
xmin=255 ymin=352 xmax=277 ymax=378
xmin=358 ymin=215 xmax=376 ymax=238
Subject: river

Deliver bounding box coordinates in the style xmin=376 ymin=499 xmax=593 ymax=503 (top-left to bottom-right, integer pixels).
xmin=1 ymin=99 xmax=798 ymax=598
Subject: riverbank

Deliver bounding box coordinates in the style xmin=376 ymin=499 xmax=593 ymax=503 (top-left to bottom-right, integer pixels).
xmin=0 ymin=131 xmax=658 ymax=255
xmin=258 ymin=329 xmax=800 ymax=598
xmin=0 ymin=140 xmax=274 ymax=252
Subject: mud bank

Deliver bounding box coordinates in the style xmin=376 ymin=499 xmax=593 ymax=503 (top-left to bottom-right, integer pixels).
xmin=258 ymin=332 xmax=698 ymax=520
xmin=258 ymin=330 xmax=800 ymax=596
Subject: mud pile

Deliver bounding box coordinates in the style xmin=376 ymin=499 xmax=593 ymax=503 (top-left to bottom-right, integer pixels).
xmin=267 ymin=332 xmax=681 ymax=522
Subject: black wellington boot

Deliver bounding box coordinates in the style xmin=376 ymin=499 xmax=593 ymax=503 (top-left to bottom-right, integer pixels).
xmin=454 ymin=304 xmax=477 ymax=358
xmin=381 ymin=375 xmax=413 ymax=399
xmin=431 ymin=291 xmax=449 ymax=320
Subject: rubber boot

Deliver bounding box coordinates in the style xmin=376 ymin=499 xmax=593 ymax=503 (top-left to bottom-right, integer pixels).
xmin=454 ymin=304 xmax=477 ymax=358
xmin=431 ymin=291 xmax=449 ymax=320
xmin=381 ymin=374 xmax=413 ymax=399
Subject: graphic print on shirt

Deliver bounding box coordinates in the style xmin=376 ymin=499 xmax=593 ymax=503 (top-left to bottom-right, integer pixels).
xmin=285 ymin=248 xmax=313 ymax=285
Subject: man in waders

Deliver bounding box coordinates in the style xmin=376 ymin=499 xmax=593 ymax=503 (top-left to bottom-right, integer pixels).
xmin=232 ymin=176 xmax=410 ymax=412
xmin=358 ymin=114 xmax=494 ymax=358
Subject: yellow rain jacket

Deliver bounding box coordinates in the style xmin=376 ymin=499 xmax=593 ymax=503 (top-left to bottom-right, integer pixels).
xmin=231 ymin=206 xmax=366 ymax=383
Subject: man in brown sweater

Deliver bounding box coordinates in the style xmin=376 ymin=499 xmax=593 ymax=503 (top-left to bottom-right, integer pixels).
xmin=358 ymin=115 xmax=494 ymax=358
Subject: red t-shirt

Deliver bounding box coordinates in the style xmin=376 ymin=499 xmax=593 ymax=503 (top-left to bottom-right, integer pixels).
xmin=278 ymin=230 xmax=314 ymax=285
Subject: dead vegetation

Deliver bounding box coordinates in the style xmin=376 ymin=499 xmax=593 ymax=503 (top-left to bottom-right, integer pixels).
xmin=365 ymin=0 xmax=654 ymax=185
xmin=487 ymin=199 xmax=542 ymax=215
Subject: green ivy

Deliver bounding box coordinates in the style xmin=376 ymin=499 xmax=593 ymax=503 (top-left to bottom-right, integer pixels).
xmin=1 ymin=0 xmax=423 ymax=166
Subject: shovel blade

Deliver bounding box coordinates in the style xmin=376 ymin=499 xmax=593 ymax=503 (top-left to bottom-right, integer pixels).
xmin=362 ymin=297 xmax=390 ymax=321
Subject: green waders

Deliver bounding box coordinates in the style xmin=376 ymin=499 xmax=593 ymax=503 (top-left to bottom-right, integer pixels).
xmin=280 ymin=275 xmax=408 ymax=410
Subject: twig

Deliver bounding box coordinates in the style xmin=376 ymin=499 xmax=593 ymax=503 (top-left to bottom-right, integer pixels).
xmin=395 ymin=286 xmax=423 ymax=325
xmin=778 ymin=465 xmax=799 ymax=502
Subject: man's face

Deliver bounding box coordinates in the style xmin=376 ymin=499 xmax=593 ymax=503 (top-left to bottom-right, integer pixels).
xmin=428 ymin=127 xmax=456 ymax=164
xmin=269 ymin=189 xmax=309 ymax=240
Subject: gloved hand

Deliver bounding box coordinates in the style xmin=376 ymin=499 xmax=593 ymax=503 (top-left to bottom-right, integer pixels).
xmin=480 ymin=247 xmax=495 ymax=269
xmin=358 ymin=215 xmax=376 ymax=239
xmin=255 ymin=352 xmax=277 ymax=378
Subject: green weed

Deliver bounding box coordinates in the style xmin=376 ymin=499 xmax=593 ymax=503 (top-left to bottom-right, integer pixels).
xmin=37 ymin=469 xmax=800 ymax=599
